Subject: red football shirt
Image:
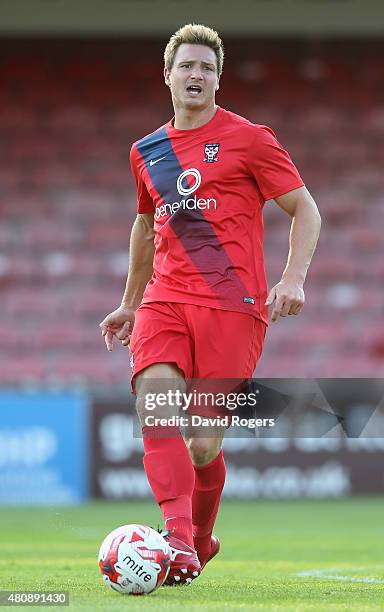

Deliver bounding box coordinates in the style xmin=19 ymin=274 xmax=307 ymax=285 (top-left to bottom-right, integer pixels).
xmin=130 ymin=106 xmax=304 ymax=325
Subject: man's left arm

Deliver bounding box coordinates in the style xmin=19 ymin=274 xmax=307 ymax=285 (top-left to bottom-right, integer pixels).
xmin=266 ymin=186 xmax=321 ymax=322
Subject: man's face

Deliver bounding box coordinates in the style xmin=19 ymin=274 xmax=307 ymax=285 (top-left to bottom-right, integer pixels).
xmin=164 ymin=43 xmax=220 ymax=111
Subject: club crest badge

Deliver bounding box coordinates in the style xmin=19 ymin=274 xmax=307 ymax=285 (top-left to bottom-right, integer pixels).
xmin=203 ymin=143 xmax=220 ymax=163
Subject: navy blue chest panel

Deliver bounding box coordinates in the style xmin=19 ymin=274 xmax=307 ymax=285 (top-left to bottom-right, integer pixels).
xmin=136 ymin=128 xmax=182 ymax=205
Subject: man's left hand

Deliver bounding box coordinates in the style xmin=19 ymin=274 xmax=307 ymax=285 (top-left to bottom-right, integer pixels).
xmin=265 ymin=280 xmax=305 ymax=322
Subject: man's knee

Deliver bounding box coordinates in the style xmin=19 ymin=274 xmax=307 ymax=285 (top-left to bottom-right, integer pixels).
xmin=186 ymin=437 xmax=223 ymax=467
xmin=135 ymin=362 xmax=184 ymax=387
xmin=135 ymin=363 xmax=185 ymax=424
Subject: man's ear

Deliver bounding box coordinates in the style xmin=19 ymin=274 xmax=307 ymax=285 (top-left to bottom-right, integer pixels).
xmin=215 ymin=77 xmax=220 ymax=92
xmin=164 ymin=67 xmax=171 ymax=87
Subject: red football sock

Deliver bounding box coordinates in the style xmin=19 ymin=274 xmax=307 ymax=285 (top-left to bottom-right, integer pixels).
xmin=142 ymin=425 xmax=195 ymax=548
xmin=192 ymin=450 xmax=226 ymax=564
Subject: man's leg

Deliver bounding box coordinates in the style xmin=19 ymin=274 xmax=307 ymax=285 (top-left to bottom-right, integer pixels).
xmin=184 ymin=426 xmax=227 ymax=567
xmin=130 ymin=303 xmax=202 ymax=584
xmin=135 ymin=363 xmax=195 ymax=548
xmin=184 ymin=306 xmax=267 ymax=568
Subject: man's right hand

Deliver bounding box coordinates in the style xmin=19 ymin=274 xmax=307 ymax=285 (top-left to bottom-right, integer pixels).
xmin=99 ymin=305 xmax=136 ymax=352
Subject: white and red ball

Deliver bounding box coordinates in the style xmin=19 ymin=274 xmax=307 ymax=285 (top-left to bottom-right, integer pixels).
xmin=98 ymin=524 xmax=171 ymax=595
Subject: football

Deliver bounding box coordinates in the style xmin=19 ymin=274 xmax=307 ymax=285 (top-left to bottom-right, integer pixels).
xmin=98 ymin=524 xmax=171 ymax=595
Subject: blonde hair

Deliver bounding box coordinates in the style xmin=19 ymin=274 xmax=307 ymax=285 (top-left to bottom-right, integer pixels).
xmin=164 ymin=23 xmax=224 ymax=76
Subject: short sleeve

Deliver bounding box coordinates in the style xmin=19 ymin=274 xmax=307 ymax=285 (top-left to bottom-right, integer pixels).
xmin=248 ymin=125 xmax=304 ymax=202
xmin=130 ymin=144 xmax=155 ymax=213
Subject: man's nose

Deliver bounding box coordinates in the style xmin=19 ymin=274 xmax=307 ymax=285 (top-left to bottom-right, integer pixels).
xmin=190 ymin=66 xmax=203 ymax=79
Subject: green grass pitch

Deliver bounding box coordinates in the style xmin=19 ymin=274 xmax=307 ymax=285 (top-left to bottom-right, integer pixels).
xmin=0 ymin=499 xmax=383 ymax=611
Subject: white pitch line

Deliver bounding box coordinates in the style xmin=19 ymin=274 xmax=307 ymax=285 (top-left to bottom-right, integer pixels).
xmin=297 ymin=568 xmax=384 ymax=584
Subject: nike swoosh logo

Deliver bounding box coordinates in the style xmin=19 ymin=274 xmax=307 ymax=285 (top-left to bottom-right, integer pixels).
xmin=149 ymin=155 xmax=167 ymax=166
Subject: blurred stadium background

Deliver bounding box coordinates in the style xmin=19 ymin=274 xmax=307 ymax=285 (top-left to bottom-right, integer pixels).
xmin=0 ymin=0 xmax=383 ymax=506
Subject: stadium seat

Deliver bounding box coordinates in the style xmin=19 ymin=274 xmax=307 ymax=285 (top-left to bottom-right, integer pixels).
xmin=1 ymin=40 xmax=382 ymax=380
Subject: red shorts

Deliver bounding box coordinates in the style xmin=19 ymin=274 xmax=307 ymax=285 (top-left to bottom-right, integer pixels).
xmin=130 ymin=302 xmax=266 ymax=382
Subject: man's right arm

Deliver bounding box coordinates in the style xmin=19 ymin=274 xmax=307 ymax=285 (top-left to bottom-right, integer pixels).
xmin=121 ymin=212 xmax=155 ymax=310
xmin=99 ymin=212 xmax=155 ymax=351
